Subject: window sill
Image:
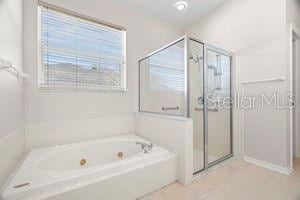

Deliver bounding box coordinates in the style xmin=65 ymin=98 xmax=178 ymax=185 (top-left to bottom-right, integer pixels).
xmin=38 ymin=87 xmax=127 ymax=94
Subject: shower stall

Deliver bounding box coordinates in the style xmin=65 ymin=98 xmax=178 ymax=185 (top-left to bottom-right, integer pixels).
xmin=139 ymin=36 xmax=232 ymax=174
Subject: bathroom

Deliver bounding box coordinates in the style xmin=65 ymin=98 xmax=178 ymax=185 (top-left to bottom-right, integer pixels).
xmin=0 ymin=0 xmax=300 ymax=199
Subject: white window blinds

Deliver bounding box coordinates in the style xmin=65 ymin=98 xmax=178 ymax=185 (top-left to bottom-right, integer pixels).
xmin=38 ymin=4 xmax=126 ymax=91
xmin=148 ymin=42 xmax=185 ymax=92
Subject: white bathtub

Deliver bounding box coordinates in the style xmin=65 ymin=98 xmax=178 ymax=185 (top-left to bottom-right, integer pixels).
xmin=1 ymin=135 xmax=177 ymax=200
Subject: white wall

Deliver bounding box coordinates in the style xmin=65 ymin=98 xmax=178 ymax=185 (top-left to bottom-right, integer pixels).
xmin=182 ymin=0 xmax=286 ymax=53
xmin=23 ymin=0 xmax=181 ymax=123
xmin=0 ymin=0 xmax=24 ymax=142
xmin=25 ymin=116 xmax=135 ymax=150
xmin=183 ymin=0 xmax=290 ymax=170
xmin=0 ymin=0 xmax=25 ymax=187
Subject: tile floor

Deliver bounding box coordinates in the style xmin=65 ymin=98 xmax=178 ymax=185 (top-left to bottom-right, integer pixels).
xmin=140 ymin=158 xmax=300 ymax=200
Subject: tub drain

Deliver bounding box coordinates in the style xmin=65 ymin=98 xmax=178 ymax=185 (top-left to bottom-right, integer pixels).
xmin=80 ymin=159 xmax=87 ymax=166
xmin=117 ymin=152 xmax=124 ymax=158
xmin=14 ymin=183 xmax=30 ymax=188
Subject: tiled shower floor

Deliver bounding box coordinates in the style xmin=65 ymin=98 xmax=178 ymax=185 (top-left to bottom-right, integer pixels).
xmin=140 ymin=158 xmax=300 ymax=200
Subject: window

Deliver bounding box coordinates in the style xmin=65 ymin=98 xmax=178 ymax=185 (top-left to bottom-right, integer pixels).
xmin=38 ymin=4 xmax=126 ymax=92
xmin=148 ymin=42 xmax=185 ymax=92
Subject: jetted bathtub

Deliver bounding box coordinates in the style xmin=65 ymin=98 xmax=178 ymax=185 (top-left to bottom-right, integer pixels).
xmin=1 ymin=135 xmax=177 ymax=200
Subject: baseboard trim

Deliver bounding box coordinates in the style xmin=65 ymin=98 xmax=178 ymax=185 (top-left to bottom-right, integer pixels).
xmin=244 ymin=156 xmax=293 ymax=175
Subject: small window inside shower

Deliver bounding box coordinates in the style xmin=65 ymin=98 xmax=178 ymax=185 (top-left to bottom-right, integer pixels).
xmin=139 ymin=39 xmax=185 ymax=116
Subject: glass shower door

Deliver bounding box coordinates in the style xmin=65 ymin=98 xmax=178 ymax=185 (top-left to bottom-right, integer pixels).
xmin=206 ymin=49 xmax=232 ymax=165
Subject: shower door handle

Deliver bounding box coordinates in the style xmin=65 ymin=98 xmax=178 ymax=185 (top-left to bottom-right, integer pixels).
xmin=195 ymin=107 xmax=218 ymax=112
xmin=162 ymin=106 xmax=179 ymax=111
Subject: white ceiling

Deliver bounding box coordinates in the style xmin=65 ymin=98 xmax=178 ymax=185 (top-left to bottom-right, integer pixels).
xmin=113 ymin=0 xmax=228 ymax=28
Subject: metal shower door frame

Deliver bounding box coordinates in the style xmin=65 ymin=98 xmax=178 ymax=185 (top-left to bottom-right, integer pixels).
xmin=204 ymin=43 xmax=233 ymax=170
xmin=138 ymin=36 xmax=233 ymax=175
xmin=186 ymin=37 xmax=233 ymax=174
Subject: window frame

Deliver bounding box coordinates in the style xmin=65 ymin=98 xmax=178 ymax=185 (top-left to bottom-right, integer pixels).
xmin=37 ymin=1 xmax=127 ymax=93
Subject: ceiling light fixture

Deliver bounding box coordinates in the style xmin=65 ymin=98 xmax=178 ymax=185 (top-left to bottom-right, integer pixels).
xmin=174 ymin=1 xmax=188 ymax=11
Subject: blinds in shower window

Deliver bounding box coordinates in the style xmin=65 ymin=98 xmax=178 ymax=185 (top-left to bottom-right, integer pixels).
xmin=38 ymin=5 xmax=126 ymax=91
xmin=149 ymin=43 xmax=185 ymax=92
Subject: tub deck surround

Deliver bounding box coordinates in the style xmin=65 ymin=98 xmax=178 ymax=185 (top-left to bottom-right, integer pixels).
xmin=1 ymin=135 xmax=177 ymax=200
xmin=135 ymin=113 xmax=194 ymax=185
